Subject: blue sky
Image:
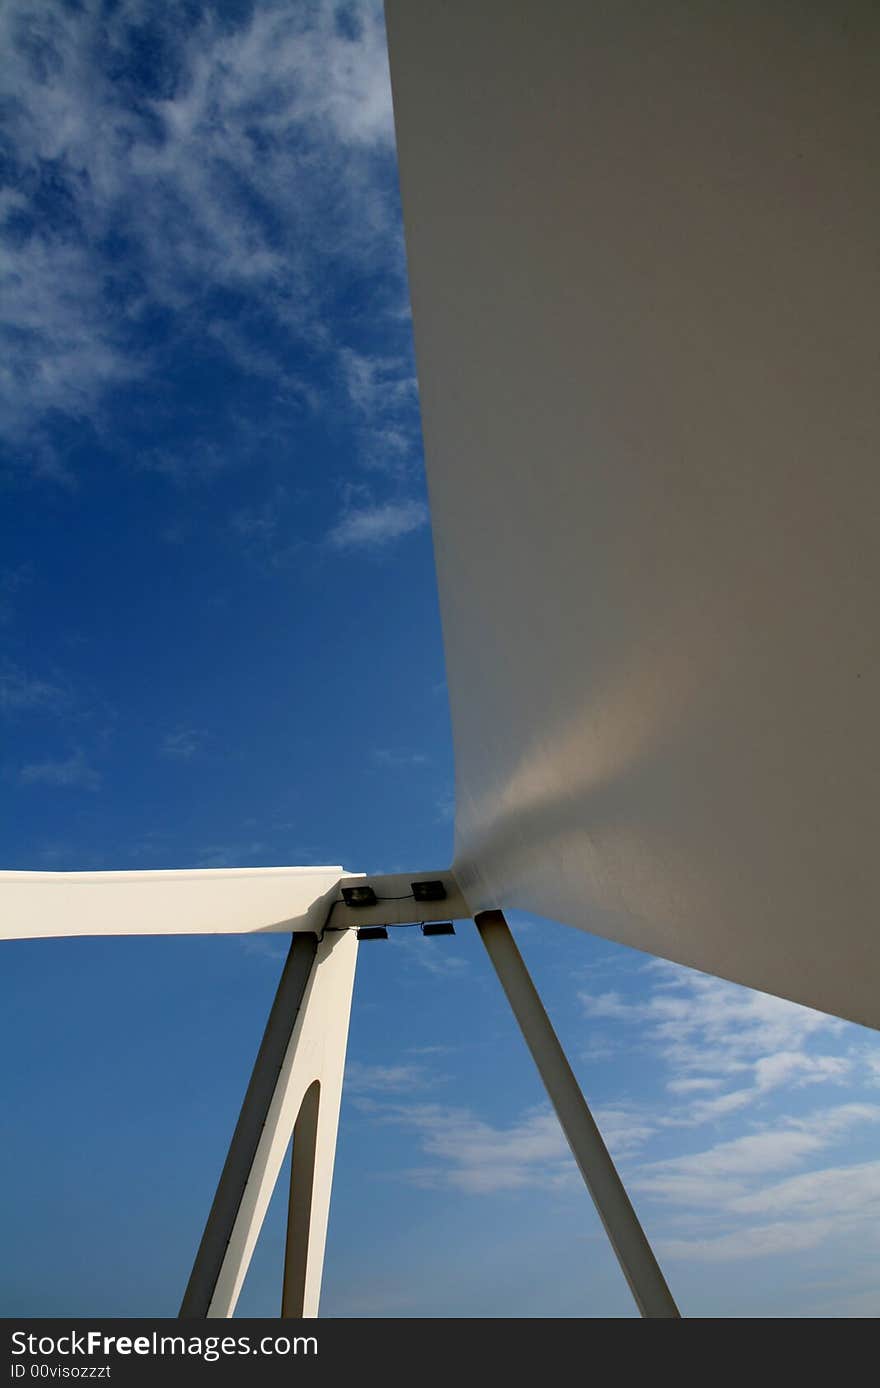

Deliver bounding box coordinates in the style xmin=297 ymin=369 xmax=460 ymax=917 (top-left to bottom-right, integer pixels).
xmin=2 ymin=0 xmax=880 ymax=1320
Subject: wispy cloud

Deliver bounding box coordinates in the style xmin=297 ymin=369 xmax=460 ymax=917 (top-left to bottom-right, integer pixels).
xmin=407 ymin=949 xmax=469 ymax=980
xmin=1 ymin=0 xmax=403 ymax=467
xmin=19 ymin=747 xmax=101 ymax=790
xmin=346 ymin=933 xmax=880 ymax=1286
xmin=327 ymin=498 xmax=428 ymax=548
xmin=345 ymin=1061 xmax=435 ymax=1094
xmin=380 ymin=1103 xmax=577 ymax=1194
xmin=339 ymin=348 xmax=420 ymax=476
xmin=340 ymin=350 xmax=415 ymax=415
xmin=230 ymin=495 xmax=285 ymax=547
xmin=0 ymin=665 xmax=66 ymax=715
xmin=639 ymin=1104 xmax=880 ymax=1264
xmin=160 ymin=727 xmax=208 ymax=760
xmin=390 ymin=927 xmax=469 ymax=980
xmin=235 ymin=934 xmax=289 ymax=962
xmin=580 ymin=963 xmax=853 ymax=1124
xmin=642 ymin=1104 xmax=880 ymax=1188
xmin=194 ymin=840 xmax=267 ymax=869
xmin=371 ymin=747 xmax=430 ymax=770
xmin=0 ymin=563 xmax=34 ymax=625
xmin=570 ymin=959 xmax=880 ymax=1269
xmin=357 ymin=1098 xmax=653 ymax=1196
xmin=583 ymin=964 xmax=842 ymax=1063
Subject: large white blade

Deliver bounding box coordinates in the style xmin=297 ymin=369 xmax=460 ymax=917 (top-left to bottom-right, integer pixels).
xmin=0 ymin=867 xmax=349 ymax=940
xmin=387 ymin=1 xmax=880 ymax=1028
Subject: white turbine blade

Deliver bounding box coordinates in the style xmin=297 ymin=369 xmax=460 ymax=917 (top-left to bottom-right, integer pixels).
xmin=0 ymin=867 xmax=352 ymax=941
xmin=386 ymin=1 xmax=880 ymax=1028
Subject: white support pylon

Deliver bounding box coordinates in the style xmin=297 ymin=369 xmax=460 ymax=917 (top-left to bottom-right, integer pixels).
xmin=181 ymin=926 xmax=358 ymax=1320
xmin=475 ymin=910 xmax=679 ymax=1319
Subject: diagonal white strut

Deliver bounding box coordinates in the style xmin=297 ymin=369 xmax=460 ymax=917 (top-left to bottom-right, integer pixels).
xmin=180 ymin=925 xmax=358 ymax=1319
xmin=475 ymin=910 xmax=679 ymax=1319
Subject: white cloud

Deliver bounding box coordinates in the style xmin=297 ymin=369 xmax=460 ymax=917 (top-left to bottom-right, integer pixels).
xmin=659 ymin=1219 xmax=841 ymax=1264
xmin=1 ymin=0 xmax=403 ymax=461
xmin=340 ymin=349 xmax=415 ymax=416
xmin=657 ymin=1173 xmax=880 ymax=1264
xmin=730 ymin=1159 xmax=880 ymax=1220
xmin=863 ymin=1049 xmax=880 ymax=1086
xmin=580 ymin=964 xmax=854 ymax=1127
xmin=371 ymin=747 xmax=429 ymax=769
xmin=390 ymin=1103 xmax=576 ymax=1194
xmin=642 ymin=1104 xmax=880 ymax=1185
xmin=754 ymin=1050 xmax=850 ymax=1092
xmin=362 ymin=1099 xmax=655 ymax=1195
xmin=592 ymin=1105 xmax=657 ymax=1157
xmin=0 ymin=665 xmax=65 ymax=714
xmin=194 ymin=840 xmax=267 ymax=868
xmin=571 ymin=958 xmax=880 ymax=1277
xmin=327 ymin=499 xmax=428 ymax=548
xmin=386 ymin=927 xmax=469 ymax=980
xmin=345 ymin=1061 xmax=433 ymax=1094
xmin=348 ymin=942 xmax=880 ymax=1285
xmin=338 ymin=349 xmax=420 ymax=475
xmin=665 ymin=1077 xmax=723 ymax=1095
xmin=675 ymin=1087 xmax=755 ymax=1124
xmin=19 ymin=747 xmax=101 ymax=790
xmin=408 ymin=949 xmax=469 ymax=980
xmin=0 ymin=563 xmax=34 ymax=625
xmin=581 ymin=970 xmax=841 ymax=1072
xmin=160 ymin=727 xmax=208 ymax=760
xmin=635 ymin=1103 xmax=880 ymax=1264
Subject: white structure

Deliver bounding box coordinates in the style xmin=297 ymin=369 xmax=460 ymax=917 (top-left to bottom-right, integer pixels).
xmin=182 ymin=927 xmax=358 ymax=1320
xmin=3 ymin=0 xmax=879 ymax=1319
xmin=0 ymin=866 xmax=347 ymax=940
xmin=1 ymin=865 xmax=678 ymax=1316
xmin=385 ymin=0 xmax=880 ymax=1032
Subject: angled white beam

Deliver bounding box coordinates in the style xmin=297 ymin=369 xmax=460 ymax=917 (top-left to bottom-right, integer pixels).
xmin=180 ymin=932 xmax=317 ymax=1317
xmin=180 ymin=926 xmax=358 ymax=1319
xmin=0 ymin=867 xmax=468 ymax=941
xmin=476 ymin=910 xmax=679 ymax=1319
xmin=0 ymin=867 xmax=351 ymax=940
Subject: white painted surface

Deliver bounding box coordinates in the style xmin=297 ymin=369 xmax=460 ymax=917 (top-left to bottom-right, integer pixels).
xmin=0 ymin=867 xmax=349 ymax=939
xmin=206 ymin=927 xmax=358 ymax=1319
xmin=386 ymin=1 xmax=880 ymax=1027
